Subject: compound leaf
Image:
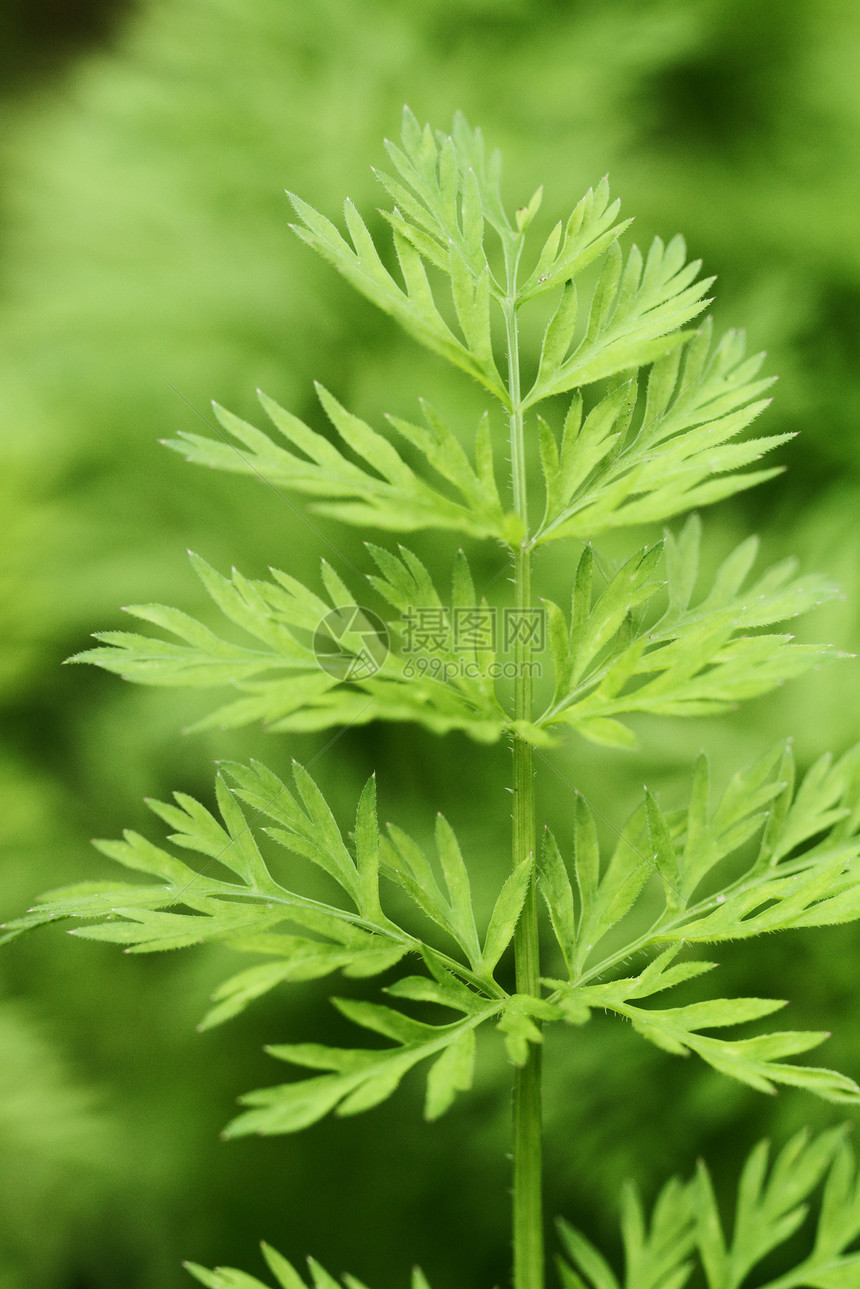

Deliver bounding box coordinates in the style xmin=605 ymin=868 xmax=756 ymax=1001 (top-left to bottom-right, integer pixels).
xmin=557 ymin=1130 xmax=860 ymax=1289
xmin=535 ymin=322 xmax=780 ymax=544
xmin=165 ymin=385 xmax=508 ymax=540
xmin=225 ymin=1003 xmax=497 ymax=1137
xmin=541 ymin=521 xmax=839 ymax=748
xmin=525 ymin=235 xmax=711 ymax=407
xmin=71 ymin=549 xmax=543 ymax=745
xmin=1 ymin=763 xmax=426 ymax=1008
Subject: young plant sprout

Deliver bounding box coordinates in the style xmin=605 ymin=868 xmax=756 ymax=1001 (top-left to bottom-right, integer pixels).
xmin=7 ymin=111 xmax=860 ymax=1289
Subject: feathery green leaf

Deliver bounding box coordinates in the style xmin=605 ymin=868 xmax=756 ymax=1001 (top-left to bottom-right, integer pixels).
xmin=541 ymin=519 xmax=839 ymax=747
xmin=164 ymin=386 xmax=509 ymax=539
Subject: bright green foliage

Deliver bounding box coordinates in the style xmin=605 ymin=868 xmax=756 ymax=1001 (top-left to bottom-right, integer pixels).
xmin=559 ymin=1128 xmax=860 ymax=1289
xmin=150 ymin=109 xmax=780 ymax=557
xmin=533 ymin=320 xmax=781 ymax=543
xmin=68 ymin=547 xmax=541 ymax=744
xmin=541 ymin=513 xmax=839 ymax=747
xmin=544 ymin=738 xmax=860 ymax=963
xmin=6 ymin=108 xmax=860 ymax=1288
xmin=169 ymin=386 xmax=512 ymax=540
xmin=68 ymin=111 xmax=832 ymax=749
xmin=186 ymin=1246 xmax=431 ymax=1289
xmin=232 ymin=992 xmax=488 ymax=1135
xmin=1 ymin=760 xmax=539 ymax=1133
xmin=542 ymin=739 xmax=860 ymax=1101
xmin=67 ymin=524 xmax=836 ymax=752
xmin=185 ymin=1131 xmax=860 ymax=1289
xmin=6 ymin=740 xmax=860 ymax=1133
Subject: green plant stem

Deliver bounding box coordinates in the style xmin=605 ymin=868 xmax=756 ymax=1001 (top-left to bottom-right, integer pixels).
xmin=504 ymin=257 xmax=544 ymax=1289
xmin=511 ymin=550 xmax=542 ymax=1289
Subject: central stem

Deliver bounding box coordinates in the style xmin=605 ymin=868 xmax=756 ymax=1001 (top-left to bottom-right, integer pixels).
xmin=511 ymin=549 xmax=542 ymax=1289
xmin=503 ymin=252 xmax=543 ymax=1289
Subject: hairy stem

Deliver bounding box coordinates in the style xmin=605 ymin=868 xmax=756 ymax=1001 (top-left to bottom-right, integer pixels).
xmin=511 ymin=551 xmax=542 ymax=1289
xmin=504 ymin=251 xmax=544 ymax=1289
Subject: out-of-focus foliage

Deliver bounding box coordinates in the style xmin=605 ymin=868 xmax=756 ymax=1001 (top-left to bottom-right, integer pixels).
xmin=0 ymin=0 xmax=133 ymax=93
xmin=0 ymin=1000 xmax=111 ymax=1287
xmin=1 ymin=2 xmax=859 ymax=1287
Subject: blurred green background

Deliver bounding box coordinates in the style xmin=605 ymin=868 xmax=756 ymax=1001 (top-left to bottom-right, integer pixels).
xmin=2 ymin=1 xmax=860 ymax=1285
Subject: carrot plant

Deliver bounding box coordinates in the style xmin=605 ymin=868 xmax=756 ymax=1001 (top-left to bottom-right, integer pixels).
xmin=6 ymin=110 xmax=860 ymax=1288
